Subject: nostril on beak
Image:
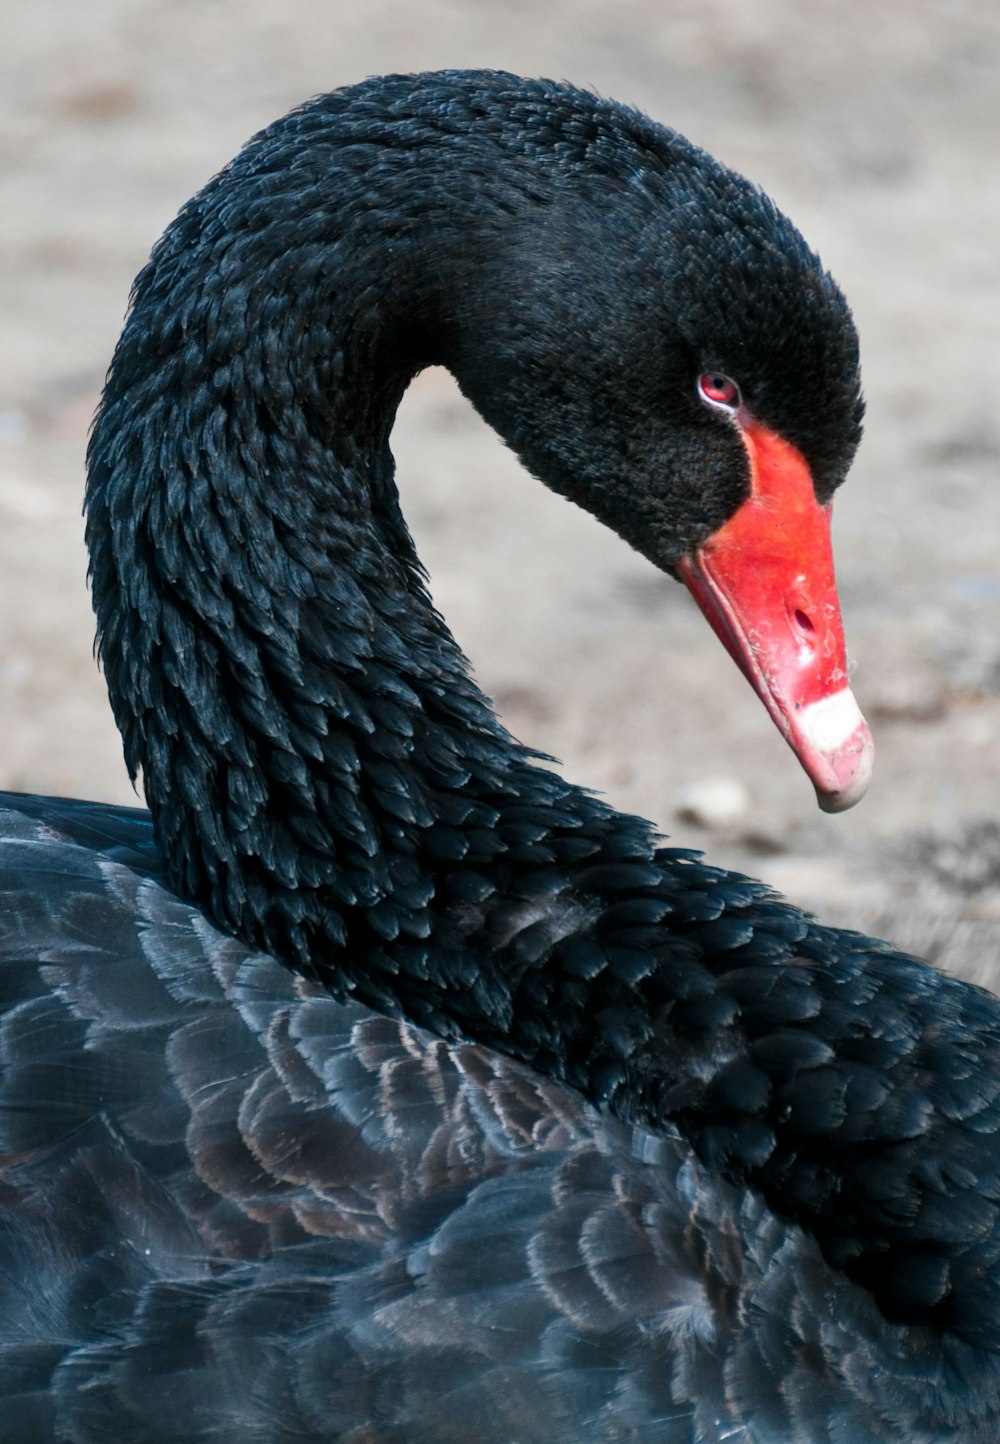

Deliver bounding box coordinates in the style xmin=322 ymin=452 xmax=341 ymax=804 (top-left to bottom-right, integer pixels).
xmin=793 ymin=608 xmax=815 ymax=634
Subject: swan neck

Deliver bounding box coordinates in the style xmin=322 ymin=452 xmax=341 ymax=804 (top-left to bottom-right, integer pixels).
xmin=84 ymin=104 xmax=604 ymax=970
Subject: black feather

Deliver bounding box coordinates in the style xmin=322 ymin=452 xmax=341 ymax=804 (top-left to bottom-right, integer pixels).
xmin=1 ymin=70 xmax=996 ymax=1443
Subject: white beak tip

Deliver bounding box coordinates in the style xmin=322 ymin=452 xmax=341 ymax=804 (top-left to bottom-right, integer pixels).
xmin=793 ymin=689 xmax=875 ymax=813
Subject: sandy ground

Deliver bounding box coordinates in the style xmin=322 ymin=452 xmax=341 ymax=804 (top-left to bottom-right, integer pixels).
xmin=2 ymin=0 xmax=999 ymax=982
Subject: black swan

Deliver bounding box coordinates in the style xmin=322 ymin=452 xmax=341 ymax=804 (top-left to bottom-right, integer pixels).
xmin=1 ymin=70 xmax=997 ymax=1443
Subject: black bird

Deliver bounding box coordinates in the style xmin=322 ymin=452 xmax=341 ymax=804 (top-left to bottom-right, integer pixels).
xmin=1 ymin=71 xmax=996 ymax=1443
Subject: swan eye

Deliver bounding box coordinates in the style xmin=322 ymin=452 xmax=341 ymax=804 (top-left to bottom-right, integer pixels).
xmin=697 ymin=372 xmax=741 ymax=412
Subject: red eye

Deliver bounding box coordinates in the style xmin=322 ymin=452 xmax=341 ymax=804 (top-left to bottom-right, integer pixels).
xmin=697 ymin=372 xmax=741 ymax=411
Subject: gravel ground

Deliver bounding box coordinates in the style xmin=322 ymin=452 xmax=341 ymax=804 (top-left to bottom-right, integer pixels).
xmin=2 ymin=0 xmax=999 ymax=982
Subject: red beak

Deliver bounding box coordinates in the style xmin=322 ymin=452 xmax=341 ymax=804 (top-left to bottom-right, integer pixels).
xmin=677 ymin=419 xmax=874 ymax=813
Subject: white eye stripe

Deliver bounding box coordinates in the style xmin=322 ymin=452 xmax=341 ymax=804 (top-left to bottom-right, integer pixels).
xmin=697 ymin=372 xmax=741 ymax=413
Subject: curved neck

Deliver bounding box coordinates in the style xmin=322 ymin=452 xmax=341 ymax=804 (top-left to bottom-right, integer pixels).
xmin=86 ymin=84 xmax=657 ymax=975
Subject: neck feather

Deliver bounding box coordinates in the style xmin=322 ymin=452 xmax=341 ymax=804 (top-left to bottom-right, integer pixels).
xmin=85 ymin=83 xmax=658 ymax=985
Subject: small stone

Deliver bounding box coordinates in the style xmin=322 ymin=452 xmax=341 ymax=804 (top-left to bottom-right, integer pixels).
xmin=675 ymin=776 xmax=752 ymax=829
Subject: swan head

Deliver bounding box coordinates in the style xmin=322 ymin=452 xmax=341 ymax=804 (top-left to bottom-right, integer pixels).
xmin=440 ymin=88 xmax=871 ymax=810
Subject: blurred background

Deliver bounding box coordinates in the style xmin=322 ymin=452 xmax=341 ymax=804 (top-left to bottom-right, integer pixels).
xmin=2 ymin=0 xmax=998 ymax=979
